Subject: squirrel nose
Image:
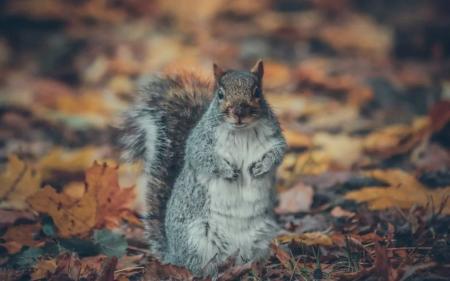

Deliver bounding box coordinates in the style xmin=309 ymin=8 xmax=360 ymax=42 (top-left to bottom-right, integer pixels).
xmin=232 ymin=104 xmax=250 ymax=119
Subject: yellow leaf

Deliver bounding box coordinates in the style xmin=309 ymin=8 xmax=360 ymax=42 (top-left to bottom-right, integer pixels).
xmin=276 ymin=232 xmax=333 ymax=246
xmin=363 ymin=117 xmax=430 ymax=157
xmin=0 ymin=155 xmax=41 ymax=210
xmin=27 ymin=162 xmax=138 ymax=236
xmin=283 ymin=130 xmax=312 ymax=149
xmin=345 ymin=170 xmax=450 ymax=214
xmin=27 ymin=186 xmax=97 ymax=237
xmin=37 ymin=146 xmax=104 ymax=179
xmin=32 ymin=259 xmax=57 ymax=281
xmin=313 ymin=133 xmax=363 ymax=168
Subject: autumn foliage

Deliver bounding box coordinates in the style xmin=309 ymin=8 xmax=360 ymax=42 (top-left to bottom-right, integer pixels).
xmin=1 ymin=0 xmax=450 ymax=280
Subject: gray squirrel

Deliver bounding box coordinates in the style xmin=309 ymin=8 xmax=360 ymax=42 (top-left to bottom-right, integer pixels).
xmin=120 ymin=60 xmax=287 ymax=277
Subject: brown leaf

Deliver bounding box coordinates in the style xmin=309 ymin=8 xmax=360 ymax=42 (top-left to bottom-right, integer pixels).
xmin=32 ymin=259 xmax=57 ymax=281
xmin=27 ymin=185 xmax=97 ymax=237
xmin=318 ymin=14 xmax=392 ymax=59
xmin=1 ymin=223 xmax=42 ymax=254
xmin=429 ymin=101 xmax=450 ymax=133
xmin=276 ymin=232 xmax=333 ymax=246
xmin=0 ymin=155 xmax=41 ymax=210
xmin=85 ymin=162 xmax=137 ymax=229
xmin=363 ymin=117 xmax=430 ymax=158
xmin=28 ymin=162 xmax=137 ymax=237
xmin=270 ymin=243 xmax=292 ymax=268
xmin=0 ymin=209 xmax=36 ymax=226
xmin=144 ymin=258 xmax=194 ymax=281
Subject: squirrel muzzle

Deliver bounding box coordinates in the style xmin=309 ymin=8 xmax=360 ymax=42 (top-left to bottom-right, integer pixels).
xmin=227 ymin=103 xmax=257 ymax=127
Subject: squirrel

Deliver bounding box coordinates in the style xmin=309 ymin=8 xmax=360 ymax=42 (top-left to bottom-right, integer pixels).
xmin=120 ymin=60 xmax=287 ymax=277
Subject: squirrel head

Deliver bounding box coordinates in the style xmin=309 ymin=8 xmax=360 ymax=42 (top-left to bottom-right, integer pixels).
xmin=213 ymin=60 xmax=265 ymax=128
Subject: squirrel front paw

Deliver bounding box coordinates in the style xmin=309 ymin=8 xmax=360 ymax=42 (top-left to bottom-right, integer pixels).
xmin=249 ymin=156 xmax=272 ymax=178
xmin=219 ymin=159 xmax=240 ymax=181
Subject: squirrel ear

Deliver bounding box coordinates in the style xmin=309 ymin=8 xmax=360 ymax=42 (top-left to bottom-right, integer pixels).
xmin=251 ymin=59 xmax=264 ymax=80
xmin=213 ymin=63 xmax=225 ymax=81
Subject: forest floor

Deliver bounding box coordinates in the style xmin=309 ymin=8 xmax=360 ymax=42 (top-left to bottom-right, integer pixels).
xmin=0 ymin=0 xmax=449 ymax=280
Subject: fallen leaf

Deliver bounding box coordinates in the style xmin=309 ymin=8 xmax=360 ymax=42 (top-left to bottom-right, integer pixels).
xmin=27 ymin=162 xmax=137 ymax=237
xmin=345 ymin=169 xmax=450 ymax=214
xmin=363 ymin=117 xmax=430 ymax=157
xmin=318 ymin=14 xmax=392 ymax=59
xmin=275 ymin=182 xmax=313 ymax=214
xmin=330 ymin=206 xmax=355 ymax=218
xmin=313 ymin=133 xmax=363 ymax=167
xmin=0 ymin=155 xmax=41 ymax=210
xmin=270 ymin=243 xmax=292 ymax=268
xmin=27 ymin=185 xmax=97 ymax=237
xmin=144 ymin=258 xmax=194 ymax=281
xmin=429 ymin=100 xmax=450 ymax=133
xmin=264 ymin=61 xmax=292 ymax=88
xmin=85 ymin=162 xmax=136 ymax=229
xmin=277 ymin=232 xmax=333 ymax=246
xmin=283 ymin=130 xmax=312 ymax=149
xmin=32 ymin=259 xmax=57 ymax=281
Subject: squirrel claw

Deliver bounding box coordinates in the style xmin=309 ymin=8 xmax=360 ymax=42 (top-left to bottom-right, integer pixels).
xmin=249 ymin=159 xmax=270 ymax=178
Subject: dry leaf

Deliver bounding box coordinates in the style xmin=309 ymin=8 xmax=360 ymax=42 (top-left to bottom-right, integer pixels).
xmin=1 ymin=223 xmax=42 ymax=254
xmin=283 ymin=130 xmax=312 ymax=149
xmin=144 ymin=258 xmax=194 ymax=281
xmin=363 ymin=117 xmax=430 ymax=157
xmin=27 ymin=162 xmax=137 ymax=236
xmin=27 ymin=185 xmax=97 ymax=237
xmin=276 ymin=232 xmax=333 ymax=246
xmin=85 ymin=162 xmax=136 ymax=229
xmin=32 ymin=259 xmax=57 ymax=280
xmin=264 ymin=61 xmax=292 ymax=88
xmin=313 ymin=133 xmax=363 ymax=168
xmin=270 ymin=243 xmax=292 ymax=269
xmin=0 ymin=155 xmax=41 ymax=210
xmin=318 ymin=14 xmax=392 ymax=59
xmin=345 ymin=169 xmax=450 ymax=214
xmin=275 ymin=182 xmax=313 ymax=214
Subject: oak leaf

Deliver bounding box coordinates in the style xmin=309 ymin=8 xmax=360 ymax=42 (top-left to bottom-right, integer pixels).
xmin=345 ymin=170 xmax=450 ymax=214
xmin=0 ymin=155 xmax=41 ymax=210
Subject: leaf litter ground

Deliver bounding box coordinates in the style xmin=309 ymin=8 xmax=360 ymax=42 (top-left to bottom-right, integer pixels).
xmin=0 ymin=1 xmax=450 ymax=280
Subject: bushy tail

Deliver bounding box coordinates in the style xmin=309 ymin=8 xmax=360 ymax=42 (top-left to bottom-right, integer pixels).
xmin=119 ymin=73 xmax=212 ymax=258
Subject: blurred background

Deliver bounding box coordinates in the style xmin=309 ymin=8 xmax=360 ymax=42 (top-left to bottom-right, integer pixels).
xmin=1 ymin=1 xmax=450 ymax=280
xmin=1 ymin=0 xmax=449 ymax=159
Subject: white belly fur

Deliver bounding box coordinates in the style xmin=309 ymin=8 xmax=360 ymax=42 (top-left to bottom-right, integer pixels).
xmin=189 ymin=122 xmax=279 ymax=266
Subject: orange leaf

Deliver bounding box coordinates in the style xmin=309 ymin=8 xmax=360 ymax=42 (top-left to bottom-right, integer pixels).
xmin=27 ymin=185 xmax=97 ymax=237
xmin=85 ymin=162 xmax=137 ymax=229
xmin=345 ymin=170 xmax=450 ymax=214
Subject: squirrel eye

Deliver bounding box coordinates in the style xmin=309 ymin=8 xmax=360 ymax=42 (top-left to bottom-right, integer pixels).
xmin=217 ymin=88 xmax=224 ymax=100
xmin=253 ymin=87 xmax=261 ymax=98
